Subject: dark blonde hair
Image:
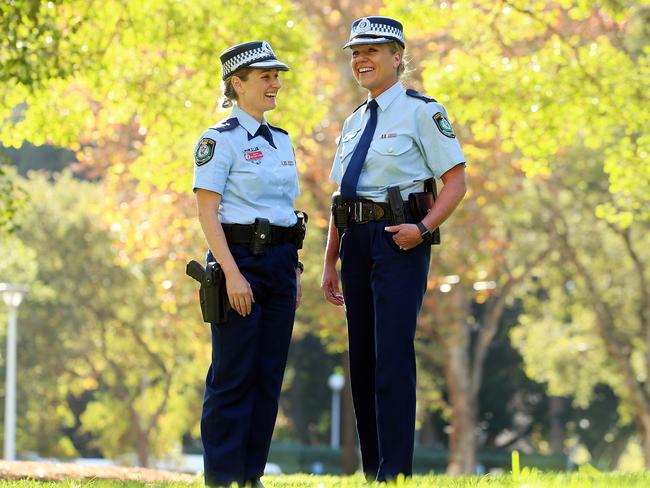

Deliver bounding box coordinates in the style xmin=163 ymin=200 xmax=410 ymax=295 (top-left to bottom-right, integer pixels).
xmin=220 ymin=67 xmax=255 ymax=108
xmin=389 ymin=41 xmax=410 ymax=79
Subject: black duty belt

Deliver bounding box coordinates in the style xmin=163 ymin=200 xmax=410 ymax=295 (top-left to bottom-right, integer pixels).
xmin=222 ymin=223 xmax=296 ymax=245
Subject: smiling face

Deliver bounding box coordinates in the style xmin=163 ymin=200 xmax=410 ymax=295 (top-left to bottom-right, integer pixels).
xmin=350 ymin=43 xmax=401 ymax=98
xmin=232 ymin=68 xmax=282 ymax=121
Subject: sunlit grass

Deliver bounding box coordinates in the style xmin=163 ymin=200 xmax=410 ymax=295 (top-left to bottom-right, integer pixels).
xmin=2 ymin=470 xmax=650 ymax=488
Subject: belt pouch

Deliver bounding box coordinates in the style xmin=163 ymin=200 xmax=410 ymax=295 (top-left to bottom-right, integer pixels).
xmin=250 ymin=217 xmax=270 ymax=255
xmin=407 ymin=178 xmax=441 ymax=245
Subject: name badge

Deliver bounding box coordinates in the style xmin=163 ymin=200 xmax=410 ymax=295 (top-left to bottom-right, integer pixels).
xmin=342 ymin=129 xmax=361 ymax=143
xmin=380 ymin=133 xmax=397 ymax=139
xmin=244 ymin=147 xmax=264 ymax=163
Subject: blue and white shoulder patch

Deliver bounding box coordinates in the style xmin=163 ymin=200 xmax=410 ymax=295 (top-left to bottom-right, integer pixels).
xmin=268 ymin=123 xmax=288 ymax=135
xmin=210 ymin=117 xmax=240 ymax=133
xmin=405 ymin=89 xmax=437 ymax=103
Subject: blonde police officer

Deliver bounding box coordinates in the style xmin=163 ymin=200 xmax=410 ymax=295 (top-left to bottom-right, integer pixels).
xmin=194 ymin=41 xmax=303 ymax=488
xmin=321 ymin=17 xmax=468 ymax=481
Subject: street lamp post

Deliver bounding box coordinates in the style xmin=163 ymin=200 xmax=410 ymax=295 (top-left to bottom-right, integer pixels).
xmin=0 ymin=283 xmax=29 ymax=461
xmin=328 ymin=372 xmax=345 ymax=449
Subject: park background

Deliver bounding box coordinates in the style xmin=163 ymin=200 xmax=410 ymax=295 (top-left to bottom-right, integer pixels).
xmin=0 ymin=0 xmax=648 ymax=477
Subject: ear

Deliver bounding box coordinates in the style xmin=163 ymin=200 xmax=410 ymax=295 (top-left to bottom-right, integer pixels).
xmin=232 ymin=76 xmax=244 ymax=96
xmin=393 ymin=51 xmax=402 ymax=69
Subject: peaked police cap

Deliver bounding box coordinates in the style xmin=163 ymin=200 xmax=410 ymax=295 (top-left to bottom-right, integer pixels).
xmin=343 ymin=16 xmax=405 ymax=49
xmin=220 ymin=41 xmax=289 ymax=80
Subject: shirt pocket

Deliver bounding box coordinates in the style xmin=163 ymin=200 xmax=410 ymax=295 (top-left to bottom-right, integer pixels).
xmin=369 ymin=135 xmax=413 ymax=157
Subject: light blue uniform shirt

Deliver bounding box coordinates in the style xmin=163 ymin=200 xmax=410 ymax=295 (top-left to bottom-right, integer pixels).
xmin=193 ymin=105 xmax=299 ymax=227
xmin=330 ymin=82 xmax=465 ymax=202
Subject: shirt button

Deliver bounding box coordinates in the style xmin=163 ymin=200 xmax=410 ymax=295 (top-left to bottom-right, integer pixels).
xmin=388 ymin=147 xmax=394 ymax=154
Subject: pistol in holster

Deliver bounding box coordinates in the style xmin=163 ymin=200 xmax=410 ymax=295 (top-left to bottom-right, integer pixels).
xmin=387 ymin=186 xmax=406 ymax=226
xmin=331 ymin=193 xmax=349 ymax=232
xmin=186 ymin=260 xmax=231 ymax=324
xmin=293 ymin=210 xmax=308 ymax=249
xmin=407 ymin=178 xmax=441 ymax=245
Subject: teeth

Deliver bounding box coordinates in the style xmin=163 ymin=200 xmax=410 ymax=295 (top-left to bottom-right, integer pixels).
xmin=358 ymin=67 xmax=373 ymax=73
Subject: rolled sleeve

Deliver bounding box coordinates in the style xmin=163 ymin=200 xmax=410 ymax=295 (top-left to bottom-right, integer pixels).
xmin=192 ymin=130 xmax=232 ymax=195
xmin=415 ymin=102 xmax=466 ymax=179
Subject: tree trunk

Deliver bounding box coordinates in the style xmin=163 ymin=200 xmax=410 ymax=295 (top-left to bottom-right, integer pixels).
xmin=444 ymin=311 xmax=477 ymax=475
xmin=548 ymin=396 xmax=566 ymax=455
xmin=137 ymin=428 xmax=149 ymax=467
xmin=341 ymin=352 xmax=358 ymax=474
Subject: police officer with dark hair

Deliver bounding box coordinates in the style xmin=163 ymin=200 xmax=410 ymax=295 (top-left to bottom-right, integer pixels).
xmin=193 ymin=41 xmax=304 ymax=488
xmin=321 ymin=17 xmax=468 ymax=481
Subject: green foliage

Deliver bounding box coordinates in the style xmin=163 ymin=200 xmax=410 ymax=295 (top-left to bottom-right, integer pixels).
xmin=0 ymin=172 xmax=204 ymax=462
xmin=0 ymin=160 xmax=28 ymax=235
xmin=385 ymin=0 xmax=649 ymax=224
xmin=0 ymin=0 xmax=324 ymax=192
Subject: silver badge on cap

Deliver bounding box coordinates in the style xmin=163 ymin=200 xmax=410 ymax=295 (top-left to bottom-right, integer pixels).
xmin=261 ymin=41 xmax=274 ymax=55
xmin=354 ymin=18 xmax=371 ymax=33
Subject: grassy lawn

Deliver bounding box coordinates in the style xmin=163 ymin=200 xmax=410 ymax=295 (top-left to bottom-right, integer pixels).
xmin=2 ymin=471 xmax=650 ymax=488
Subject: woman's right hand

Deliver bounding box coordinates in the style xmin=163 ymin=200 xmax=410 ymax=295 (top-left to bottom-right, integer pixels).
xmin=225 ymin=269 xmax=255 ymax=316
xmin=321 ymin=264 xmax=344 ymax=307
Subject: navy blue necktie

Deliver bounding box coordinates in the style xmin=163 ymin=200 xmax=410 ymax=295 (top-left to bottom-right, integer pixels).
xmin=249 ymin=124 xmax=276 ymax=149
xmin=340 ymin=99 xmax=378 ymax=200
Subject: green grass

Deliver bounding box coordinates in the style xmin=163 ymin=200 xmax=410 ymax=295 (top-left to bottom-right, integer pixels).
xmin=2 ymin=471 xmax=650 ymax=488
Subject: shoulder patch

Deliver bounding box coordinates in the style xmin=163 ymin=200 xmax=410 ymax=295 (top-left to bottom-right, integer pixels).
xmin=406 ymin=89 xmax=437 ymax=103
xmin=432 ymin=112 xmax=456 ymax=138
xmin=210 ymin=117 xmax=239 ymax=133
xmin=352 ymin=100 xmax=368 ymax=113
xmin=195 ymin=138 xmax=216 ymax=166
xmin=268 ymin=123 xmax=288 ymax=135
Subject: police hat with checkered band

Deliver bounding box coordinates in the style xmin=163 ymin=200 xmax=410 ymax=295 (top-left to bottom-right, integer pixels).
xmin=220 ymin=41 xmax=289 ymax=80
xmin=343 ymin=16 xmax=405 ymax=49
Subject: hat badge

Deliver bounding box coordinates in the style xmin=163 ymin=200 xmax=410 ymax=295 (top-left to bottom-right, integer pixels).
xmin=261 ymin=41 xmax=274 ymax=55
xmin=354 ymin=18 xmax=371 ymax=33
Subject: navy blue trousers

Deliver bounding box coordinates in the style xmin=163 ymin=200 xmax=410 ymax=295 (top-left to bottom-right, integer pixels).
xmin=201 ymin=243 xmax=297 ymax=486
xmin=339 ymin=221 xmax=430 ymax=481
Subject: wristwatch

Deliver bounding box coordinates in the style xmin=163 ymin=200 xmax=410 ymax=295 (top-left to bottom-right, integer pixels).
xmin=416 ymin=222 xmax=432 ymax=244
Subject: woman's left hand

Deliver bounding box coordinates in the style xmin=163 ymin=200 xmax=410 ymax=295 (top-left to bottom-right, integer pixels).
xmin=384 ymin=224 xmax=423 ymax=251
xmin=296 ymin=268 xmax=302 ymax=309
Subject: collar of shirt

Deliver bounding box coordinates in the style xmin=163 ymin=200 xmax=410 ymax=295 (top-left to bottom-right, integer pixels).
xmin=231 ymin=105 xmax=268 ymax=137
xmin=365 ymin=81 xmax=404 ymax=114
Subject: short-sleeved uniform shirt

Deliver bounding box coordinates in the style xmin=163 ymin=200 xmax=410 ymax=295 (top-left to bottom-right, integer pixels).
xmin=193 ymin=105 xmax=299 ymax=227
xmin=330 ymin=82 xmax=465 ymax=202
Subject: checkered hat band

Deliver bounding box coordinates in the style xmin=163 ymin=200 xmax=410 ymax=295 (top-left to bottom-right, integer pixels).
xmin=223 ymin=48 xmax=275 ymax=77
xmin=352 ymin=23 xmax=404 ymax=43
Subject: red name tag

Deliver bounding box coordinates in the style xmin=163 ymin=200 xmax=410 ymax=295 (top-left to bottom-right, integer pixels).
xmin=244 ymin=150 xmax=264 ymax=161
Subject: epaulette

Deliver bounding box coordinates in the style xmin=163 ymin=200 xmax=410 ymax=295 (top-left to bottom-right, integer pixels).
xmin=352 ymin=100 xmax=368 ymax=113
xmin=210 ymin=117 xmax=239 ymax=132
xmin=405 ymin=89 xmax=437 ymax=103
xmin=268 ymin=123 xmax=288 ymax=135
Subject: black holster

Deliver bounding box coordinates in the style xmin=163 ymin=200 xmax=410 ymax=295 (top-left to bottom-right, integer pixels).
xmin=186 ymin=260 xmax=230 ymax=324
xmin=293 ymin=210 xmax=308 ymax=249
xmin=331 ymin=193 xmax=349 ymax=231
xmin=387 ymin=186 xmax=406 ymax=226
xmin=407 ymin=178 xmax=441 ymax=245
